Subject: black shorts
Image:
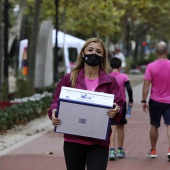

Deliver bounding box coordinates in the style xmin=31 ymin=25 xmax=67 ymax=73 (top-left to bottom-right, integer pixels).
xmin=149 ymin=99 xmax=170 ymax=127
xmin=111 ymin=102 xmax=127 ymax=125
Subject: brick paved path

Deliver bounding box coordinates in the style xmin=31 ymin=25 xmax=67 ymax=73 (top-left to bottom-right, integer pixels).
xmin=1 ymin=74 xmax=170 ymax=170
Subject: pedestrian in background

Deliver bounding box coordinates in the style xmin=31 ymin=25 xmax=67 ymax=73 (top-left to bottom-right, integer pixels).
xmin=48 ymin=37 xmax=124 ymax=170
xmin=109 ymin=57 xmax=133 ymax=160
xmin=114 ymin=48 xmax=126 ymax=72
xmin=142 ymin=41 xmax=170 ymax=161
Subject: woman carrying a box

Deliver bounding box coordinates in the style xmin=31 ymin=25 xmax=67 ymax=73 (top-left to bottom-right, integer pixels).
xmin=48 ymin=37 xmax=124 ymax=170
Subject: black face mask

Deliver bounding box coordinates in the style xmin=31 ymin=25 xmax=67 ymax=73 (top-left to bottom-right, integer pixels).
xmin=83 ymin=54 xmax=102 ymax=66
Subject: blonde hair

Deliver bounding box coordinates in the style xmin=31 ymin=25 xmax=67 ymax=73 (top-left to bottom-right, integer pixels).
xmin=71 ymin=37 xmax=108 ymax=87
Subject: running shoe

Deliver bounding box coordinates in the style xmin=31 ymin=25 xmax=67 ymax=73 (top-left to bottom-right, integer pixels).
xmin=146 ymin=149 xmax=157 ymax=158
xmin=109 ymin=149 xmax=116 ymax=160
xmin=126 ymin=113 xmax=131 ymax=118
xmin=117 ymin=149 xmax=125 ymax=158
xmin=167 ymin=148 xmax=170 ymax=161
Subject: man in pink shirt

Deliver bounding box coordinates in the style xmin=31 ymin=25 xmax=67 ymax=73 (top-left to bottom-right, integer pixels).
xmin=142 ymin=41 xmax=170 ymax=161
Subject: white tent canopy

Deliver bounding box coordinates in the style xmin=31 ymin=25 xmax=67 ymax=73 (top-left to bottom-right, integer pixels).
xmin=52 ymin=30 xmax=85 ymax=50
xmin=19 ymin=30 xmax=86 ymax=69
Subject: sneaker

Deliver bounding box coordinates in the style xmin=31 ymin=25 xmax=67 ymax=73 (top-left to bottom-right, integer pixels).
xmin=167 ymin=148 xmax=170 ymax=161
xmin=117 ymin=149 xmax=125 ymax=158
xmin=109 ymin=149 xmax=116 ymax=160
xmin=126 ymin=113 xmax=131 ymax=118
xmin=146 ymin=149 xmax=157 ymax=158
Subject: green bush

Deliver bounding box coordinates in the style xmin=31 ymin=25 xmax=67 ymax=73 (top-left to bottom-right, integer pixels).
xmin=124 ymin=57 xmax=134 ymax=73
xmin=35 ymin=83 xmax=56 ymax=93
xmin=2 ymin=79 xmax=8 ymax=101
xmin=15 ymin=79 xmax=34 ymax=98
xmin=0 ymin=96 xmax=52 ymax=133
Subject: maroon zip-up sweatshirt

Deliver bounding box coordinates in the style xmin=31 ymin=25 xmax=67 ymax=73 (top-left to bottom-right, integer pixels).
xmin=48 ymin=68 xmax=124 ymax=146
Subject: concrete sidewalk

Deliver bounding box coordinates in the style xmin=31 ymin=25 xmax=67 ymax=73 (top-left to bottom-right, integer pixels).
xmin=1 ymin=75 xmax=170 ymax=170
xmin=0 ymin=115 xmax=53 ymax=156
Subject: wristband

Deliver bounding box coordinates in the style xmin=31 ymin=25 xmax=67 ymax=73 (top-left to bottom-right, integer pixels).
xmin=141 ymin=100 xmax=146 ymax=103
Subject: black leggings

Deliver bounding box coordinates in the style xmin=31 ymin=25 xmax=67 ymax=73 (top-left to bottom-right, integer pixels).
xmin=64 ymin=141 xmax=109 ymax=170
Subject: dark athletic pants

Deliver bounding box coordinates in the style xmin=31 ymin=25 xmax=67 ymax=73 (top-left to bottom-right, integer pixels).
xmin=64 ymin=141 xmax=109 ymax=170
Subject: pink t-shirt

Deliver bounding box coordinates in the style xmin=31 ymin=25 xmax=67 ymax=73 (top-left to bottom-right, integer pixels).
xmin=109 ymin=72 xmax=129 ymax=102
xmin=144 ymin=59 xmax=170 ymax=103
xmin=64 ymin=76 xmax=99 ymax=145
xmin=84 ymin=76 xmax=99 ymax=91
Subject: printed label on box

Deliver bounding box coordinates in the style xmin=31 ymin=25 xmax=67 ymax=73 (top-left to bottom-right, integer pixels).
xmin=59 ymin=86 xmax=114 ymax=107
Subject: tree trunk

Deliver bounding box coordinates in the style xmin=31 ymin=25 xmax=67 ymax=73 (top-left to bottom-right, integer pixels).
xmin=0 ymin=0 xmax=4 ymax=100
xmin=27 ymin=0 xmax=42 ymax=88
xmin=3 ymin=0 xmax=9 ymax=99
xmin=8 ymin=1 xmax=25 ymax=53
xmin=54 ymin=0 xmax=59 ymax=82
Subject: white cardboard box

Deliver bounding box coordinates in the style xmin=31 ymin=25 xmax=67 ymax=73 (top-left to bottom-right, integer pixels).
xmin=55 ymin=86 xmax=114 ymax=140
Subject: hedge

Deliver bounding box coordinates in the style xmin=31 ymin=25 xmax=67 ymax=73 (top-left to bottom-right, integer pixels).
xmin=0 ymin=96 xmax=52 ymax=133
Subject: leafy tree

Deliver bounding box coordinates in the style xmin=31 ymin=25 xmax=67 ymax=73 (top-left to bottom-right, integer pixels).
xmin=2 ymin=0 xmax=170 ymax=91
